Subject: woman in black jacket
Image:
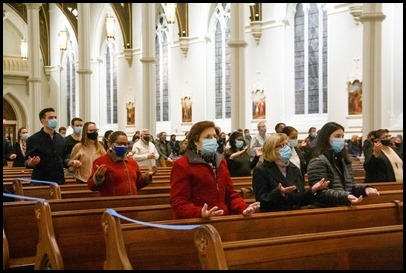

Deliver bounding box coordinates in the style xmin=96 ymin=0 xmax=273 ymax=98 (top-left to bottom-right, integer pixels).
xmin=307 ymin=122 xmax=380 ymax=208
xmin=252 ymin=133 xmax=329 ymax=212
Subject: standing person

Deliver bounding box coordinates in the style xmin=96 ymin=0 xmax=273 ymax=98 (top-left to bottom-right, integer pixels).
xmin=249 ymin=121 xmax=269 ymax=163
xmin=131 ymin=129 xmax=159 ymax=169
xmin=274 ymin=122 xmax=286 ymax=133
xmin=301 ymin=126 xmax=318 ymax=164
xmin=65 ymin=117 xmax=83 ymax=155
xmin=170 ymin=120 xmax=260 ymax=219
xmin=8 ymin=127 xmax=30 ymax=167
xmin=168 ymin=134 xmax=181 ymax=159
xmin=243 ymin=128 xmax=252 ymax=149
xmin=70 ymin=122 xmax=106 ymax=184
xmin=155 ymin=131 xmax=173 ymax=167
xmin=25 ymin=107 xmax=82 ymax=185
xmin=3 ymin=135 xmax=13 ymax=167
xmin=87 ymin=131 xmax=157 ymax=197
xmin=281 ymin=126 xmax=307 ymax=176
xmin=102 ymin=130 xmax=114 ymax=151
xmin=252 ymin=133 xmax=330 ymax=212
xmin=347 ymin=134 xmax=362 ymax=158
xmin=58 ymin=127 xmax=67 ymax=138
xmin=307 ymin=122 xmax=380 ymax=207
xmin=216 ymin=131 xmax=227 ymax=154
xmin=224 ymin=131 xmax=261 ymax=177
xmin=363 ymin=129 xmax=403 ymax=183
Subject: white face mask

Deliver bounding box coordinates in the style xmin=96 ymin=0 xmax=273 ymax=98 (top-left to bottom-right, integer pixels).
xmin=21 ymin=133 xmax=30 ymax=140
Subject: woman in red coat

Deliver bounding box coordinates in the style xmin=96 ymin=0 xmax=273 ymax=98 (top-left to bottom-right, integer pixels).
xmin=170 ymin=120 xmax=260 ymax=219
xmin=87 ymin=131 xmax=157 ymax=196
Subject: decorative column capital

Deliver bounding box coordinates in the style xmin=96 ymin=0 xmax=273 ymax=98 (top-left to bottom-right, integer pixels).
xmin=124 ymin=48 xmax=134 ymax=66
xmin=179 ymin=37 xmax=189 ymax=57
xmin=25 ymin=3 xmax=42 ymax=10
xmin=250 ymin=21 xmax=262 ymax=45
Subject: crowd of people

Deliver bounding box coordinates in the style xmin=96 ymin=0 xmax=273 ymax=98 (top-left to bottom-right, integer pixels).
xmin=3 ymin=106 xmax=403 ymax=219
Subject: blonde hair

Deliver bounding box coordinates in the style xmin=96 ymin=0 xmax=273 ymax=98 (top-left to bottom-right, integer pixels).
xmin=263 ymin=133 xmax=288 ymax=162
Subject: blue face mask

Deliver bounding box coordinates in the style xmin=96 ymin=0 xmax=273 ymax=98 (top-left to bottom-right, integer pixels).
xmin=279 ymin=145 xmax=292 ymax=162
xmin=331 ymin=138 xmax=345 ymax=153
xmin=235 ymin=140 xmax=244 ymax=149
xmin=201 ymin=138 xmax=219 ymax=155
xmin=74 ymin=127 xmax=82 ymax=135
xmin=114 ymin=145 xmax=127 ymax=157
xmin=288 ymin=139 xmax=298 ymax=148
xmin=47 ymin=119 xmax=58 ymax=130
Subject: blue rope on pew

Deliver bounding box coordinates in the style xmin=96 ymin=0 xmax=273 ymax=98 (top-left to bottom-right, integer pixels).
xmin=3 ymin=192 xmax=46 ymax=202
xmin=106 ymin=208 xmax=201 ymax=230
xmin=16 ymin=178 xmax=59 ymax=186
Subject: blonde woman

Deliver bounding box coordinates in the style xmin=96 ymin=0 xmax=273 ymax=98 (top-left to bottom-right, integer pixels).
xmin=70 ymin=122 xmax=106 ymax=184
xmin=253 ymin=133 xmax=329 ymax=212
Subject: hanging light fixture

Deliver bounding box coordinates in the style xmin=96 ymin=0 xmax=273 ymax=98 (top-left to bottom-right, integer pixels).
xmin=106 ymin=13 xmax=115 ymax=41
xmin=164 ymin=3 xmax=177 ymax=24
xmin=58 ymin=29 xmax=68 ymax=51
xmin=20 ymin=39 xmax=28 ymax=60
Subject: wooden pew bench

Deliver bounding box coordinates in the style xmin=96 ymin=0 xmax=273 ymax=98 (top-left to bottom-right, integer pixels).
xmin=243 ymin=189 xmax=403 ymax=205
xmin=34 ymin=201 xmax=174 ymax=270
xmin=241 ymin=182 xmax=403 ymax=200
xmin=2 ymin=192 xmax=171 ymax=270
xmin=195 ymin=224 xmax=403 ymax=270
xmin=100 ymin=200 xmax=403 ymax=270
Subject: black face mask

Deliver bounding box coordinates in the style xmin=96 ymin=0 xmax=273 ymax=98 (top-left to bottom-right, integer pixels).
xmin=87 ymin=132 xmax=98 ymax=140
xmin=143 ymin=136 xmax=150 ymax=142
xmin=381 ymin=139 xmax=391 ymax=146
xmin=395 ymin=142 xmax=401 ymax=147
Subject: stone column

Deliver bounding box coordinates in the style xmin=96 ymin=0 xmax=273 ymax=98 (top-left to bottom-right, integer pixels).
xmin=77 ymin=3 xmax=92 ymax=122
xmin=139 ymin=3 xmax=156 ymax=134
xmin=25 ymin=3 xmax=42 ymax=131
xmin=360 ymin=3 xmax=386 ymax=137
xmin=229 ymin=3 xmax=247 ymax=130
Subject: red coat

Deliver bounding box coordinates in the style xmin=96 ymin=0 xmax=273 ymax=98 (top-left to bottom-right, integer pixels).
xmin=170 ymin=150 xmax=249 ymax=219
xmin=87 ymin=154 xmax=149 ymax=197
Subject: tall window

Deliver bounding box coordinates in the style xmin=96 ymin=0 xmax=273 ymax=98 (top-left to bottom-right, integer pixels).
xmin=65 ymin=47 xmax=76 ymax=126
xmin=155 ymin=13 xmax=169 ymax=122
xmin=214 ymin=3 xmax=231 ymax=119
xmin=294 ymin=3 xmax=327 ymax=115
xmin=105 ymin=42 xmax=118 ymax=124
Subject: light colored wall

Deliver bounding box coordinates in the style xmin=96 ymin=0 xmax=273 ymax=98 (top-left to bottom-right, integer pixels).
xmin=3 ymin=3 xmax=403 ymax=141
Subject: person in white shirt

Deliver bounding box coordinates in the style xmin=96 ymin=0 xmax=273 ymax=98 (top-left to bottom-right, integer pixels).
xmin=249 ymin=121 xmax=270 ymax=163
xmin=131 ymin=129 xmax=159 ymax=168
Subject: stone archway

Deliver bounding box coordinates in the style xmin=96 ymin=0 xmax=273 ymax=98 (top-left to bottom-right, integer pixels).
xmin=3 ymin=99 xmax=17 ymax=142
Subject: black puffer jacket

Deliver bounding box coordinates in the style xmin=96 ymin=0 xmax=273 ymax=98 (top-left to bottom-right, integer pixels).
xmin=307 ymin=154 xmax=369 ymax=207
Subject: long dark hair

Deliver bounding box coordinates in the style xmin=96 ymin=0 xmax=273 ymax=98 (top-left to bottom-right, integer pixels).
xmin=311 ymin=122 xmax=351 ymax=163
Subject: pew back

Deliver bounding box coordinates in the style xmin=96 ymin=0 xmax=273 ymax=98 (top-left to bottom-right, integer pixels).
xmin=195 ymin=224 xmax=403 ymax=270
xmin=101 ymin=200 xmax=403 ymax=269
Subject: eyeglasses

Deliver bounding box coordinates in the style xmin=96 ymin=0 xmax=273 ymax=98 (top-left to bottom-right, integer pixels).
xmin=276 ymin=143 xmax=288 ymax=149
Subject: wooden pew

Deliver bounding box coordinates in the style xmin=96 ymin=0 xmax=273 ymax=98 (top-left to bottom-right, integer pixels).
xmin=3 ymin=229 xmax=10 ymax=270
xmin=195 ymin=224 xmax=403 ymax=270
xmin=34 ymin=201 xmax=174 ymax=270
xmin=243 ymin=189 xmax=403 ymax=205
xmin=100 ymin=200 xmax=403 ymax=270
xmin=3 ymin=192 xmax=170 ymax=270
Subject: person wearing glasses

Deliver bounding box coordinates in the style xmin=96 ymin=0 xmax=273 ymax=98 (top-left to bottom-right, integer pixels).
xmin=87 ymin=131 xmax=157 ymax=197
xmin=307 ymin=122 xmax=380 ymax=208
xmin=70 ymin=122 xmax=106 ymax=184
xmin=252 ymin=133 xmax=330 ymax=212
